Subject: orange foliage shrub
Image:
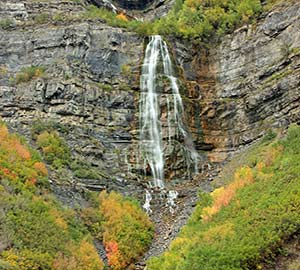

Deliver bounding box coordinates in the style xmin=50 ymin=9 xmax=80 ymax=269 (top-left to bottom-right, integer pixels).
xmin=116 ymin=12 xmax=128 ymax=21
xmin=34 ymin=162 xmax=48 ymax=176
xmin=202 ymin=166 xmax=254 ymax=221
xmin=0 ymin=122 xmax=47 ymax=186
xmin=53 ymin=239 xmax=104 ymax=270
xmin=0 ymin=167 xmax=17 ymax=180
xmin=99 ymin=191 xmax=153 ymax=270
xmin=105 ymin=241 xmax=125 ymax=270
xmin=14 ymin=141 xmax=31 ymax=160
xmin=0 ymin=125 xmax=8 ymax=139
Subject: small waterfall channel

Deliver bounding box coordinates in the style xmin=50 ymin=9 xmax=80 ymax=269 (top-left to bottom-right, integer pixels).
xmin=139 ymin=35 xmax=199 ymax=213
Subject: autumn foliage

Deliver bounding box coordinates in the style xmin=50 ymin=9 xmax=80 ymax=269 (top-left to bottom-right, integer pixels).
xmin=53 ymin=239 xmax=104 ymax=270
xmin=0 ymin=121 xmax=104 ymax=270
xmin=116 ymin=12 xmax=128 ymax=22
xmin=148 ymin=125 xmax=300 ymax=270
xmin=202 ymin=166 xmax=254 ymax=221
xmin=98 ymin=191 xmax=154 ymax=270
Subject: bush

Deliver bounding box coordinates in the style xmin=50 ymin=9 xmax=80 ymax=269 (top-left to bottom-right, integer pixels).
xmin=34 ymin=13 xmax=50 ymax=24
xmin=0 ymin=121 xmax=104 ymax=270
xmin=15 ymin=66 xmax=45 ymax=85
xmin=81 ymin=191 xmax=154 ymax=270
xmin=0 ymin=19 xmax=14 ymax=29
xmin=36 ymin=131 xmax=71 ymax=169
xmin=147 ymin=124 xmax=300 ymax=270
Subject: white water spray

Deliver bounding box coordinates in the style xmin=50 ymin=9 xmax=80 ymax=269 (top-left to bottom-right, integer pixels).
xmin=167 ymin=190 xmax=178 ymax=213
xmin=143 ymin=190 xmax=152 ymax=214
xmin=140 ymin=35 xmax=199 ymax=212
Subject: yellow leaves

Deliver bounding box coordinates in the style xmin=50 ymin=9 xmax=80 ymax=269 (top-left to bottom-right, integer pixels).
xmin=50 ymin=209 xmax=68 ymax=231
xmin=264 ymin=144 xmax=284 ymax=167
xmin=1 ymin=249 xmax=52 ymax=270
xmin=1 ymin=250 xmax=19 ymax=269
xmin=53 ymin=239 xmax=104 ymax=270
xmin=170 ymin=237 xmax=188 ymax=251
xmin=202 ymin=166 xmax=254 ymax=221
xmin=202 ymin=222 xmax=234 ymax=243
xmin=201 ymin=142 xmax=285 ymax=222
xmin=116 ymin=12 xmax=128 ymax=21
xmin=98 ymin=191 xmax=153 ymax=270
xmin=33 ymin=162 xmax=48 ymax=176
xmin=0 ymin=124 xmax=8 ymax=139
xmin=75 ymin=239 xmax=104 ymax=270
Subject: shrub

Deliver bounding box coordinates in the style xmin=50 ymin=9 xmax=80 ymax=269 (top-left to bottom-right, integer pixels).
xmin=0 ymin=19 xmax=14 ymax=29
xmin=53 ymin=239 xmax=104 ymax=270
xmin=34 ymin=13 xmax=50 ymax=24
xmin=147 ymin=124 xmax=300 ymax=270
xmin=82 ymin=191 xmax=154 ymax=270
xmin=15 ymin=66 xmax=45 ymax=85
xmin=36 ymin=131 xmax=71 ymax=169
xmin=0 ymin=121 xmax=104 ymax=270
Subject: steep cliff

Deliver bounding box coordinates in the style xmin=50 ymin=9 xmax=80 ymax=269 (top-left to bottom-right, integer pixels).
xmin=0 ymin=0 xmax=300 ymax=268
xmin=174 ymin=0 xmax=300 ymax=163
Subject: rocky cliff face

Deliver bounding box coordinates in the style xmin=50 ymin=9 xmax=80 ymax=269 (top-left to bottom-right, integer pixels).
xmin=1 ymin=0 xmax=300 ymax=265
xmin=0 ymin=0 xmax=299 ymax=210
xmin=174 ymin=1 xmax=300 ymax=163
xmin=0 ymin=0 xmax=147 ymax=200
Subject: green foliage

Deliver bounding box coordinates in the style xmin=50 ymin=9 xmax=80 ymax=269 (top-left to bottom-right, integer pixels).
xmin=151 ymin=0 xmax=262 ymax=40
xmin=36 ymin=131 xmax=71 ymax=169
xmin=70 ymin=159 xmax=101 ymax=180
xmin=83 ymin=0 xmax=282 ymax=41
xmin=98 ymin=82 xmax=113 ymax=91
xmin=147 ymin=124 xmax=300 ymax=270
xmin=0 ymin=18 xmax=14 ymax=29
xmin=31 ymin=120 xmax=69 ymax=136
xmin=82 ymin=191 xmax=154 ymax=270
xmin=34 ymin=13 xmax=50 ymax=24
xmin=261 ymin=129 xmax=277 ymax=143
xmin=0 ymin=121 xmax=104 ymax=270
xmin=14 ymin=66 xmax=45 ymax=85
xmin=83 ymin=5 xmax=154 ymax=36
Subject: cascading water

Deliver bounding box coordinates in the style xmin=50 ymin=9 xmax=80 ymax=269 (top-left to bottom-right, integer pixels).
xmin=140 ymin=36 xmax=165 ymax=189
xmin=140 ymin=35 xmax=199 ymax=212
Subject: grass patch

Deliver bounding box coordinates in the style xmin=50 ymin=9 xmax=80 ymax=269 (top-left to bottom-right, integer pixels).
xmin=147 ymin=124 xmax=300 ymax=270
xmin=14 ymin=66 xmax=46 ymax=85
xmin=263 ymin=69 xmax=293 ymax=85
xmin=0 ymin=18 xmax=14 ymax=29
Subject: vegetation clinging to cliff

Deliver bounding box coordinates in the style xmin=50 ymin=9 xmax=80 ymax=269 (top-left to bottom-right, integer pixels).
xmin=82 ymin=191 xmax=154 ymax=270
xmin=0 ymin=122 xmax=154 ymax=270
xmin=0 ymin=122 xmax=104 ymax=270
xmin=147 ymin=124 xmax=300 ymax=270
xmin=85 ymin=0 xmax=281 ymax=41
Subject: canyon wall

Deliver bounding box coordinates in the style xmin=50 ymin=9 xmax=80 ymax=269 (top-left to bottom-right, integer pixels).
xmin=0 ymin=0 xmax=300 ymax=201
xmin=173 ymin=1 xmax=300 ymax=163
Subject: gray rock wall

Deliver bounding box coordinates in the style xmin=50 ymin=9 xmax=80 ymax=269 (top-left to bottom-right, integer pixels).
xmin=1 ymin=0 xmax=300 ymax=199
xmin=173 ymin=1 xmax=300 ymax=163
xmin=0 ymin=9 xmax=146 ymax=195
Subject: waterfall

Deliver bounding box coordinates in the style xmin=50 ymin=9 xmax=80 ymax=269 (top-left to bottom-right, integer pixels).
xmin=140 ymin=35 xmax=165 ymax=189
xmin=143 ymin=190 xmax=152 ymax=214
xmin=140 ymin=35 xmax=199 ymax=211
